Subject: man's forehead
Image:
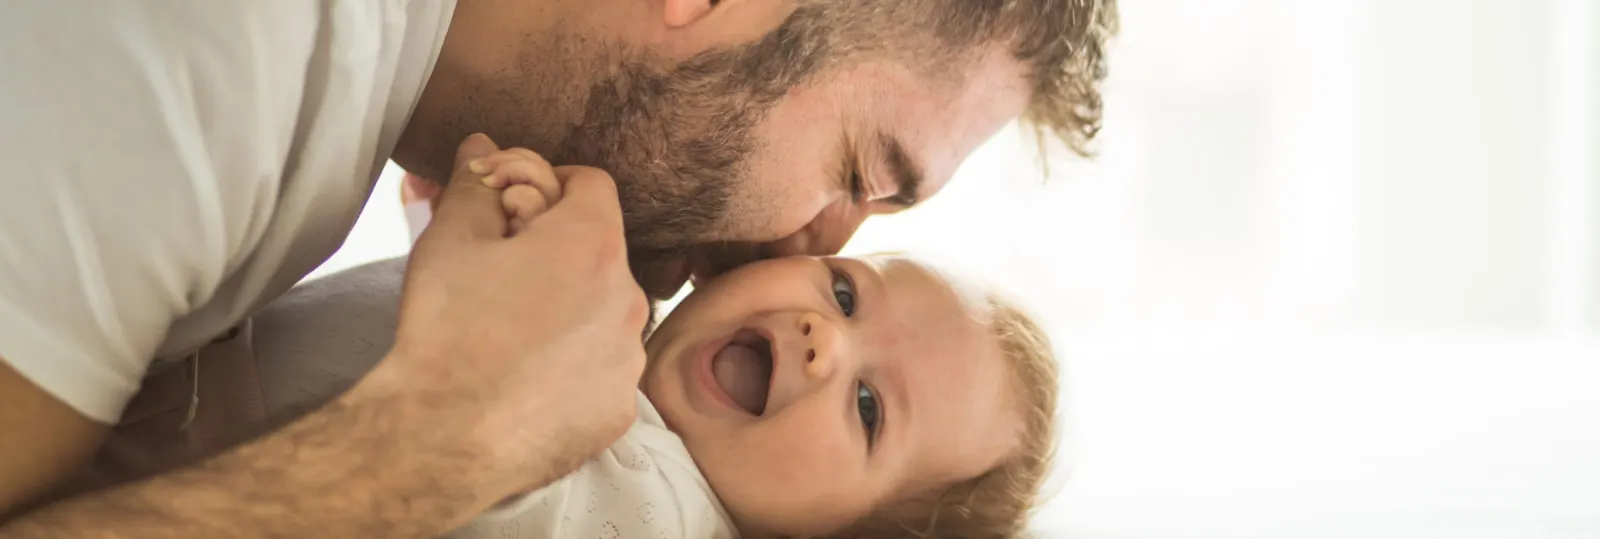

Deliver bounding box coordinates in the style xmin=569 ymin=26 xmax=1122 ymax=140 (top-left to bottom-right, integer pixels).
xmin=871 ymin=45 xmax=1031 ymax=204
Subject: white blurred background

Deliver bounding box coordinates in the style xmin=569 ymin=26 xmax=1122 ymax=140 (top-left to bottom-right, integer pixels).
xmin=310 ymin=0 xmax=1600 ymax=537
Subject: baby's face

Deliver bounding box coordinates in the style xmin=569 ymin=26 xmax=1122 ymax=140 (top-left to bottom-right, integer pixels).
xmin=642 ymin=256 xmax=1021 ymax=537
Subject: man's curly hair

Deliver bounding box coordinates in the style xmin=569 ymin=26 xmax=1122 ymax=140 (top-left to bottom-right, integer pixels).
xmin=710 ymin=0 xmax=1118 ymax=160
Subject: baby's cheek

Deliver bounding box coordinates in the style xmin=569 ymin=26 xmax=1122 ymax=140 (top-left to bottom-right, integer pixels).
xmin=703 ymin=417 xmax=873 ymax=536
xmin=758 ymin=412 xmax=859 ymax=483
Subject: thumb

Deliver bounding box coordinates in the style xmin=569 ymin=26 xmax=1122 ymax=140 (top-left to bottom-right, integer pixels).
xmin=454 ymin=132 xmax=499 ymax=170
xmin=426 ymin=133 xmax=507 ymax=241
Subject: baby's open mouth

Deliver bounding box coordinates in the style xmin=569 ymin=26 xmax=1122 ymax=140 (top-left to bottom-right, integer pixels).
xmin=711 ymin=328 xmax=773 ymax=415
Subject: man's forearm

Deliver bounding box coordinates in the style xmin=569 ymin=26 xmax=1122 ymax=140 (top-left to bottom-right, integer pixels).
xmin=0 ymin=378 xmax=492 ymax=538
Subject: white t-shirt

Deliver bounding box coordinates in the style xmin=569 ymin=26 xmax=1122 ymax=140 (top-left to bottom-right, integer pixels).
xmin=0 ymin=1 xmax=456 ymax=423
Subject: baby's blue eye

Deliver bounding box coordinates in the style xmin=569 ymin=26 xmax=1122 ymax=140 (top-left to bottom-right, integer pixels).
xmin=857 ymin=382 xmax=881 ymax=444
xmin=832 ymin=272 xmax=856 ymax=317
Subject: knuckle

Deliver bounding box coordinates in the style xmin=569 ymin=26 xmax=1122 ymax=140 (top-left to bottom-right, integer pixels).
xmin=506 ymin=184 xmax=543 ymax=201
xmin=631 ymin=349 xmax=648 ymax=376
xmin=488 ymin=149 xmax=521 ymax=164
xmin=604 ymin=399 xmax=637 ymax=435
xmin=552 ymin=167 xmax=621 ymax=214
xmin=591 ymin=229 xmax=627 ymax=263
xmin=623 ymin=288 xmax=649 ymax=327
xmin=622 ymin=397 xmax=639 ymax=421
xmin=555 ymin=165 xmax=618 ymax=189
xmin=511 ymin=147 xmax=546 ymax=162
xmin=554 ymin=164 xmax=610 ymax=178
xmin=503 ymin=160 xmax=534 ymax=174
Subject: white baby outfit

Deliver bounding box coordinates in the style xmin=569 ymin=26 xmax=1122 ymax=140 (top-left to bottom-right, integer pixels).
xmin=447 ymin=391 xmax=739 ymax=539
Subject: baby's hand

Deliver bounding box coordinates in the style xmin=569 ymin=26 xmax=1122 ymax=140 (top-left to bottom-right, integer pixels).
xmin=468 ymin=148 xmax=563 ymax=236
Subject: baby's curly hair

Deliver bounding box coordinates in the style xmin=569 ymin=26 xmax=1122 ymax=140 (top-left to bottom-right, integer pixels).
xmin=832 ymin=292 xmax=1060 ymax=539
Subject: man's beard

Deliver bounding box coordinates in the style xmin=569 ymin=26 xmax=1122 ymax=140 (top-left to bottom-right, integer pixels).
xmin=428 ymin=45 xmax=787 ymax=299
xmin=417 ymin=9 xmax=840 ymax=296
xmin=548 ymin=55 xmax=772 ymax=299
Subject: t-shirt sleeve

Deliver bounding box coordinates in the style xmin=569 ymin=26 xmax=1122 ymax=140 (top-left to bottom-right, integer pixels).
xmin=0 ymin=2 xmax=314 ymax=423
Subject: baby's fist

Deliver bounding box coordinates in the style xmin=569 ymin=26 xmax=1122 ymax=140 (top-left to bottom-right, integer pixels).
xmin=467 ymin=148 xmax=564 ymax=236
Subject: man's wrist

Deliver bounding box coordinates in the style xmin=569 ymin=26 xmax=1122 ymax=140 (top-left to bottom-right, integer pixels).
xmin=335 ymin=365 xmax=495 ymax=496
xmin=346 ymin=349 xmax=584 ymax=510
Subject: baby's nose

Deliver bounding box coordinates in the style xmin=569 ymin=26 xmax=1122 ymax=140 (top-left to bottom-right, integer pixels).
xmin=796 ymin=313 xmax=841 ymax=380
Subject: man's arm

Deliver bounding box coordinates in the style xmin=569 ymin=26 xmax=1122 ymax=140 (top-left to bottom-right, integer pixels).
xmin=0 ymin=362 xmax=496 ymax=538
xmin=0 ymin=137 xmax=649 ymax=537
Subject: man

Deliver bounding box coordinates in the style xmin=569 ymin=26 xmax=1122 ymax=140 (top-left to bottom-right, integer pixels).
xmin=0 ymin=0 xmax=1115 ymax=536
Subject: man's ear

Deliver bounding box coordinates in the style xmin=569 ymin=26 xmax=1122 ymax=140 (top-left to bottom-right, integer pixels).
xmin=662 ymin=0 xmax=718 ymax=28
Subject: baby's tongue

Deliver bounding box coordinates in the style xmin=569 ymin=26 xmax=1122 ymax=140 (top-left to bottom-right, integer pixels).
xmin=711 ymin=343 xmax=771 ymax=415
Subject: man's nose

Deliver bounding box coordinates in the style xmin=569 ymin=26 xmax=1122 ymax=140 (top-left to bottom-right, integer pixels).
xmin=764 ymin=205 xmax=869 ymax=258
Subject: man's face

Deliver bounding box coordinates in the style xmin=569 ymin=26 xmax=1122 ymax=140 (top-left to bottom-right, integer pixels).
xmin=654 ymin=45 xmax=1032 ymax=297
xmin=404 ymin=3 xmax=1031 ymax=299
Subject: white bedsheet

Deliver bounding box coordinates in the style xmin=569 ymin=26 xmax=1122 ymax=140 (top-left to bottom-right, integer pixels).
xmin=1030 ymin=330 xmax=1600 ymax=539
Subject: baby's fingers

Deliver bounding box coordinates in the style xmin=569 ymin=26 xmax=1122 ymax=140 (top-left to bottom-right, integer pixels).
xmin=503 ymin=185 xmax=549 ymax=236
xmin=468 ymin=148 xmax=548 ymax=177
xmin=473 ymin=150 xmax=561 ymax=202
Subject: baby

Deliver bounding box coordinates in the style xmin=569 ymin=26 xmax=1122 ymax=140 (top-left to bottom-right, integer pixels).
xmin=445 ymin=152 xmax=1063 ymax=538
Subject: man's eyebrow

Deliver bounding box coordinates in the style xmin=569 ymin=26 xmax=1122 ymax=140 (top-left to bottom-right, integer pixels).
xmin=878 ymin=132 xmax=924 ymax=208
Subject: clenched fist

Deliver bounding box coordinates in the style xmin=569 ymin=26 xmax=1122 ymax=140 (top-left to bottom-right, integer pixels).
xmin=352 ymin=134 xmax=649 ymax=505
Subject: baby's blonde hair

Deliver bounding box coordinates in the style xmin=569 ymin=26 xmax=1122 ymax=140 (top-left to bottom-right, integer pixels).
xmin=833 ymin=289 xmax=1059 ymax=539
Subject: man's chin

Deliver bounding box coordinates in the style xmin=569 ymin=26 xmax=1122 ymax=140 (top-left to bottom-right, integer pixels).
xmin=631 ymin=251 xmax=692 ymax=300
xmin=630 ymin=242 xmax=761 ymax=299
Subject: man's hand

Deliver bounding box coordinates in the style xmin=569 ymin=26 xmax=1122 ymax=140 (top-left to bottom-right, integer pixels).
xmin=357 ymin=133 xmax=650 ymax=499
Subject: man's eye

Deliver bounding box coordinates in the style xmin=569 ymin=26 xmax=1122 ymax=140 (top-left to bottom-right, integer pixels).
xmin=832 ymin=272 xmax=856 ymax=317
xmin=848 ymin=170 xmax=866 ymax=201
xmin=857 ymin=381 xmax=881 ymax=443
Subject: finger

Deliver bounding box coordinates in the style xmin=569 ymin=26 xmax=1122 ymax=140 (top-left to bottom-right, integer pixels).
xmin=546 ymin=166 xmax=624 ymax=231
xmin=425 ymin=133 xmax=507 ymax=242
xmin=501 ymin=185 xmax=549 ymax=234
xmin=472 ymin=149 xmax=548 ymax=178
xmin=467 ymin=147 xmax=548 ymax=174
xmin=623 ymin=287 xmax=650 ymax=345
xmin=482 ymin=160 xmax=562 ymax=205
